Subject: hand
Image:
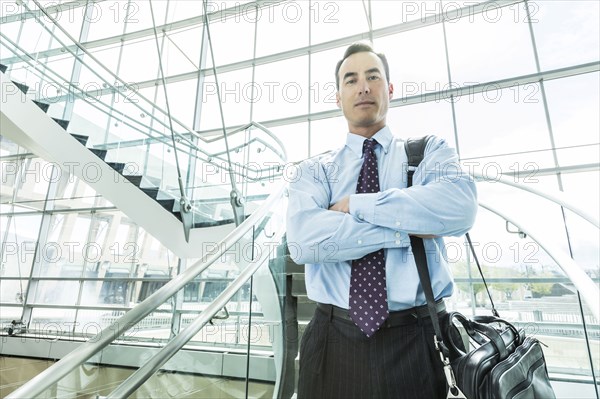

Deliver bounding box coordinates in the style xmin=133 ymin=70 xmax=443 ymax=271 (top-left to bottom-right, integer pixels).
xmin=329 ymin=196 xmax=350 ymax=213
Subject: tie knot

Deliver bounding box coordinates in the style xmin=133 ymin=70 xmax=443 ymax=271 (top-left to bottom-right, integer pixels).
xmin=363 ymin=139 xmax=377 ymax=153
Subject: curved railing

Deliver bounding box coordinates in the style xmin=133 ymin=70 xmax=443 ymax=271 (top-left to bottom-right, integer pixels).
xmin=6 ymin=182 xmax=287 ymax=399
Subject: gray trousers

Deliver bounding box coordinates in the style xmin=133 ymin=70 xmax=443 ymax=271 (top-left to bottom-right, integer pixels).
xmin=298 ymin=305 xmax=452 ymax=399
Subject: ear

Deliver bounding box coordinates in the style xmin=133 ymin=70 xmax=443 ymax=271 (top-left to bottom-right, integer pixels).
xmin=336 ymin=91 xmax=341 ymax=109
xmin=388 ymin=83 xmax=394 ymax=100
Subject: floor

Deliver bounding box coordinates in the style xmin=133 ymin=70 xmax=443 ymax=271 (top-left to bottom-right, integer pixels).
xmin=0 ymin=356 xmax=275 ymax=399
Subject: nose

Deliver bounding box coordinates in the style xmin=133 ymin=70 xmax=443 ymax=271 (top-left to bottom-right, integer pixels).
xmin=359 ymin=78 xmax=370 ymax=95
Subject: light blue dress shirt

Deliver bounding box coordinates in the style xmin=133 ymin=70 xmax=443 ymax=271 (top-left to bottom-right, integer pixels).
xmin=286 ymin=126 xmax=477 ymax=311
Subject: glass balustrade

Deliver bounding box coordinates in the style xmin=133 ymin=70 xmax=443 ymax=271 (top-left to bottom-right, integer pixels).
xmin=5 ymin=179 xmax=288 ymax=398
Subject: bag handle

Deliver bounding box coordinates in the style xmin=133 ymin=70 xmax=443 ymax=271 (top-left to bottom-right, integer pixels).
xmin=447 ymin=312 xmax=510 ymax=360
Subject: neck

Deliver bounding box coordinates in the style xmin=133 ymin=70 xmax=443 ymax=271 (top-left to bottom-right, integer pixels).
xmin=349 ymin=123 xmax=385 ymax=139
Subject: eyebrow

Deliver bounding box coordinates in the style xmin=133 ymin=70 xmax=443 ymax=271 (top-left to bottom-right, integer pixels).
xmin=342 ymin=68 xmax=382 ymax=82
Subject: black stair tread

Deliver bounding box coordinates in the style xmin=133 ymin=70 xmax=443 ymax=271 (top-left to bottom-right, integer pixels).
xmin=125 ymin=175 xmax=161 ymax=188
xmin=140 ymin=187 xmax=160 ymax=199
xmin=70 ymin=133 xmax=89 ymax=146
xmin=157 ymin=198 xmax=175 ymax=211
xmin=89 ymin=148 xmax=107 ymax=160
xmin=51 ymin=118 xmax=69 ymax=130
xmin=12 ymin=81 xmax=28 ymax=94
xmin=32 ymin=100 xmax=50 ymax=113
xmin=106 ymin=162 xmax=126 ymax=173
xmin=0 ymin=64 xmax=7 ymax=73
xmin=157 ymin=199 xmax=182 ymax=221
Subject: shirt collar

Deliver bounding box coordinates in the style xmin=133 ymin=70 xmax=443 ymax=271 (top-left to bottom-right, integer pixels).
xmin=346 ymin=126 xmax=393 ymax=157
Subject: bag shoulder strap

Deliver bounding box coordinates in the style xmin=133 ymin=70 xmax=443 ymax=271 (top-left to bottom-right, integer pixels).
xmin=405 ymin=136 xmax=462 ymax=395
xmin=405 ymin=135 xmax=431 ymax=187
xmin=404 ymin=136 xmax=445 ymax=344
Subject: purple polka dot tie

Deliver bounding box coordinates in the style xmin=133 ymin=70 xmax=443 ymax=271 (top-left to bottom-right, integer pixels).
xmin=349 ymin=139 xmax=389 ymax=337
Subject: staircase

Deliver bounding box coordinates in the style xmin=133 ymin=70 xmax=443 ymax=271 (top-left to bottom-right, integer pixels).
xmin=0 ymin=64 xmax=284 ymax=258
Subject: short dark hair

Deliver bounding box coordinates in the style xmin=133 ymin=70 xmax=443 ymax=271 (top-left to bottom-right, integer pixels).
xmin=335 ymin=42 xmax=390 ymax=90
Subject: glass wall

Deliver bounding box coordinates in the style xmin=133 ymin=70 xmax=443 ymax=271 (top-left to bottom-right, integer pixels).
xmin=1 ymin=0 xmax=598 ymax=391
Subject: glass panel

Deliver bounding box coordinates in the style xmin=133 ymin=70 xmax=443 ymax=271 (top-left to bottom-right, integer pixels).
xmin=448 ymin=201 xmax=599 ymax=380
xmin=253 ymin=56 xmax=309 ymax=122
xmin=0 ymin=214 xmax=43 ymax=278
xmin=445 ymin=4 xmax=536 ymax=84
xmin=207 ymin=4 xmax=257 ymax=66
xmin=125 ymin=0 xmax=169 ymax=33
xmin=165 ymin=25 xmax=204 ymax=71
xmin=532 ymin=0 xmax=600 ymax=71
xmin=387 ymin=101 xmax=456 ymax=147
xmin=310 ymin=1 xmax=368 ymax=46
xmin=309 ymin=116 xmax=347 ymax=156
xmin=197 ymin=68 xmax=253 ymax=131
xmin=256 ymin=1 xmax=308 ymax=58
xmin=270 ymin=122 xmax=309 ymax=162
xmin=0 ymin=279 xmax=29 ymax=304
xmin=544 ymin=73 xmax=600 ymax=158
xmin=118 ymin=38 xmax=160 ymax=83
xmin=375 ymin=23 xmax=448 ymax=100
xmin=0 ymin=304 xmax=25 ymax=325
xmin=28 ymin=191 xmax=286 ymax=398
xmin=454 ymin=83 xmax=556 ymax=172
xmin=85 ymin=1 xmax=127 ymax=42
xmin=309 ymin=47 xmax=340 ymax=114
xmin=29 ymin=307 xmax=77 ymax=332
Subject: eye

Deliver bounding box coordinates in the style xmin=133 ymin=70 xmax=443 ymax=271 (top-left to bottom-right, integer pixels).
xmin=345 ymin=78 xmax=357 ymax=85
xmin=367 ymin=75 xmax=380 ymax=81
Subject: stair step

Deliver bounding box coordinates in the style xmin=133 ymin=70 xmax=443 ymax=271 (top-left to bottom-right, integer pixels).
xmin=140 ymin=187 xmax=160 ymax=199
xmin=124 ymin=175 xmax=161 ymax=188
xmin=158 ymin=198 xmax=175 ymax=212
xmin=52 ymin=118 xmax=70 ymax=130
xmin=157 ymin=199 xmax=183 ymax=221
xmin=0 ymin=64 xmax=7 ymax=73
xmin=285 ymin=255 xmax=304 ymax=274
xmin=89 ymin=148 xmax=107 ymax=160
xmin=291 ymin=273 xmax=307 ymax=297
xmin=70 ymin=133 xmax=89 ymax=146
xmin=106 ymin=162 xmax=126 ymax=173
xmin=12 ymin=81 xmax=28 ymax=94
xmin=32 ymin=100 xmax=50 ymax=113
xmin=124 ymin=175 xmax=144 ymax=186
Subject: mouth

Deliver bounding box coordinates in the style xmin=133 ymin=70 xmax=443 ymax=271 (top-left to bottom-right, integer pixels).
xmin=354 ymin=101 xmax=375 ymax=107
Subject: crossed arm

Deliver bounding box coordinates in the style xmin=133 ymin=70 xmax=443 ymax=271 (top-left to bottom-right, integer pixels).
xmin=286 ymin=137 xmax=477 ymax=264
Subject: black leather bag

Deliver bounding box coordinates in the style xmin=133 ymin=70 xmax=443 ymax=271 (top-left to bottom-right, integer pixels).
xmin=444 ymin=313 xmax=555 ymax=399
xmin=404 ymin=137 xmax=556 ymax=399
xmin=411 ymin=234 xmax=557 ymax=399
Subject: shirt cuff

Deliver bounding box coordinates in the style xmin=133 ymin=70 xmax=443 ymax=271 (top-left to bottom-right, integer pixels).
xmin=385 ymin=229 xmax=410 ymax=247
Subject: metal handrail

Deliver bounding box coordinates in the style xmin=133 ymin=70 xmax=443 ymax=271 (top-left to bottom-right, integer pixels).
xmin=478 ymin=200 xmax=600 ymax=320
xmin=107 ymin=227 xmax=285 ymax=398
xmin=18 ymin=0 xmax=288 ymax=166
xmin=472 ymin=172 xmax=599 ymax=228
xmin=6 ymin=182 xmax=286 ymax=399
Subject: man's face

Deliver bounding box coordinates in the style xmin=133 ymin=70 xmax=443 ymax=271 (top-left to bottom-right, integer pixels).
xmin=336 ymin=51 xmax=394 ymax=136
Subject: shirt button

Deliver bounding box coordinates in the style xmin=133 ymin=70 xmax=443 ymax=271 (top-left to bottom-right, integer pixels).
xmin=395 ymin=232 xmax=401 ymax=238
xmin=357 ymin=240 xmax=363 ymax=245
xmin=358 ymin=213 xmax=364 ymax=220
xmin=395 ymin=240 xmax=401 ymax=245
xmin=395 ymin=221 xmax=401 ymax=226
